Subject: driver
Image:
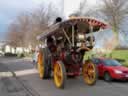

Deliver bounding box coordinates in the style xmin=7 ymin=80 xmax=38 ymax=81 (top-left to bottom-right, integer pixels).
xmin=77 ymin=42 xmax=90 ymax=52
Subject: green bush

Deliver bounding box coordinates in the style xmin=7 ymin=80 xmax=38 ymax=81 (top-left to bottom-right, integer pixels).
xmin=122 ymin=60 xmax=128 ymax=67
xmin=4 ymin=52 xmax=17 ymax=57
xmin=106 ymin=50 xmax=128 ymax=67
xmin=17 ymin=53 xmax=25 ymax=58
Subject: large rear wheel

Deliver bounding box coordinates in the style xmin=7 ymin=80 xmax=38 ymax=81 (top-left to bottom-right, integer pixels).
xmin=37 ymin=48 xmax=51 ymax=79
xmin=53 ymin=61 xmax=66 ymax=89
xmin=82 ymin=60 xmax=97 ymax=85
xmin=37 ymin=51 xmax=44 ymax=78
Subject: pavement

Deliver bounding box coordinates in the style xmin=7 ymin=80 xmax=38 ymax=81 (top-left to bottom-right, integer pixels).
xmin=0 ymin=56 xmax=128 ymax=96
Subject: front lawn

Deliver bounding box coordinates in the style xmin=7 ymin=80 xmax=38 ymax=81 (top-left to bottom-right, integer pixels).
xmin=111 ymin=50 xmax=128 ymax=67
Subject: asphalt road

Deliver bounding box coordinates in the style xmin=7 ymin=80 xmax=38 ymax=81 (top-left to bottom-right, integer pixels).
xmin=0 ymin=56 xmax=128 ymax=96
xmin=0 ymin=57 xmax=37 ymax=96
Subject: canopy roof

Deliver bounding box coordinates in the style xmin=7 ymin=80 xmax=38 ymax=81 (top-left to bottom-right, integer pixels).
xmin=37 ymin=17 xmax=108 ymax=41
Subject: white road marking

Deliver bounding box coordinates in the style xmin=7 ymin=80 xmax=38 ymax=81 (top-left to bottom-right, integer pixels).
xmin=0 ymin=72 xmax=13 ymax=77
xmin=15 ymin=69 xmax=38 ymax=76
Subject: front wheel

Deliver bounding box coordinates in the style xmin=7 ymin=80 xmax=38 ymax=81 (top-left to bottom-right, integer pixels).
xmin=104 ymin=72 xmax=112 ymax=82
xmin=53 ymin=61 xmax=66 ymax=89
xmin=82 ymin=60 xmax=98 ymax=85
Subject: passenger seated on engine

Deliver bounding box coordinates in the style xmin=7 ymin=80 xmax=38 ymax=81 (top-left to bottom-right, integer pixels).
xmin=47 ymin=36 xmax=56 ymax=52
xmin=76 ymin=42 xmax=90 ymax=63
xmin=56 ymin=37 xmax=65 ymax=55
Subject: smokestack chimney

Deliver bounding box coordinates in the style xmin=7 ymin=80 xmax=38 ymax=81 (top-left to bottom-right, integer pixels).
xmin=55 ymin=17 xmax=62 ymax=23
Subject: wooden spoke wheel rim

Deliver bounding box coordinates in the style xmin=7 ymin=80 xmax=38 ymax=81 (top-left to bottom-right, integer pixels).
xmin=38 ymin=52 xmax=44 ymax=79
xmin=82 ymin=61 xmax=96 ymax=85
xmin=54 ymin=62 xmax=64 ymax=88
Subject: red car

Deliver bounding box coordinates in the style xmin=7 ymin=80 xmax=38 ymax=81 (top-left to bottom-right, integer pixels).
xmin=92 ymin=58 xmax=128 ymax=81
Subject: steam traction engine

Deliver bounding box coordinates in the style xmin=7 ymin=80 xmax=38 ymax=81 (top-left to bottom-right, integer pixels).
xmin=37 ymin=17 xmax=108 ymax=89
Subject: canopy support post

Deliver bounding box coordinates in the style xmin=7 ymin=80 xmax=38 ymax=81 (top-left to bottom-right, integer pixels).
xmin=62 ymin=28 xmax=72 ymax=46
xmin=90 ymin=26 xmax=94 ymax=46
xmin=72 ymin=25 xmax=75 ymax=47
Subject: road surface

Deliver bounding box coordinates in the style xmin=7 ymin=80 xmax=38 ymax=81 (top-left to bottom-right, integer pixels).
xmin=0 ymin=56 xmax=128 ymax=96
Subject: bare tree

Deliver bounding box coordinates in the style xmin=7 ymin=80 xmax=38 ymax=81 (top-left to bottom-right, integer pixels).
xmin=27 ymin=7 xmax=48 ymax=47
xmin=7 ymin=23 xmax=22 ymax=47
xmin=100 ymin=0 xmax=128 ymax=46
xmin=28 ymin=3 xmax=60 ymax=47
xmin=7 ymin=2 xmax=60 ymax=49
xmin=7 ymin=12 xmax=32 ymax=48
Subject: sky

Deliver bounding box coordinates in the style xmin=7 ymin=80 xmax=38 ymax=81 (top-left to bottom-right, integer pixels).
xmin=0 ymin=0 xmax=98 ymax=40
xmin=64 ymin=0 xmax=98 ymax=17
xmin=0 ymin=0 xmax=44 ymax=40
xmin=0 ymin=0 xmax=128 ymax=48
